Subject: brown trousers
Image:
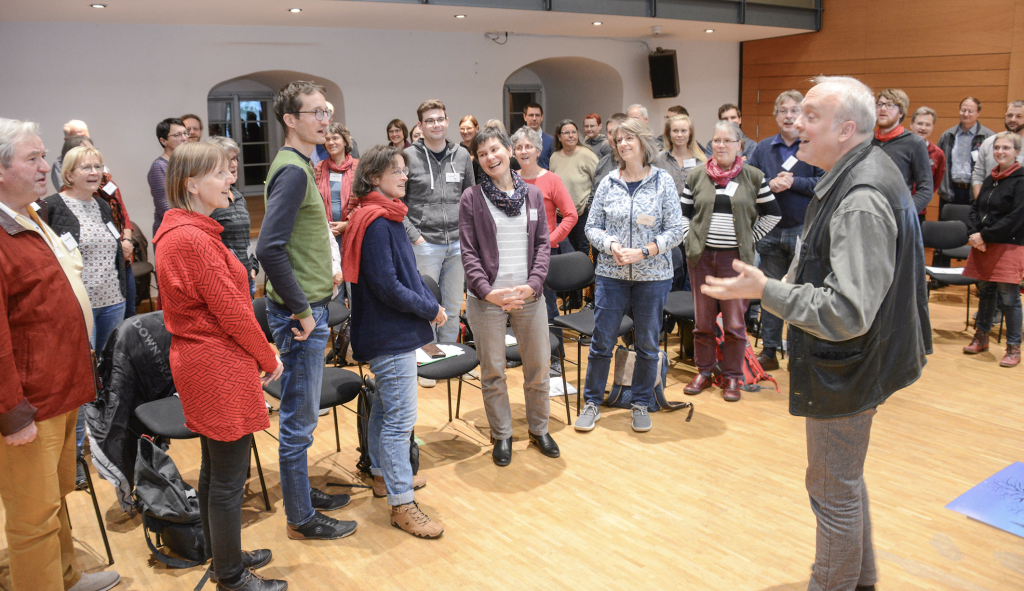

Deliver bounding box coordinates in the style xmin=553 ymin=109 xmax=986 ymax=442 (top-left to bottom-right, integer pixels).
xmin=0 ymin=410 xmax=81 ymax=590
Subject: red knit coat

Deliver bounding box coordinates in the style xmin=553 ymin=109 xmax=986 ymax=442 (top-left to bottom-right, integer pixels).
xmin=154 ymin=209 xmax=277 ymax=441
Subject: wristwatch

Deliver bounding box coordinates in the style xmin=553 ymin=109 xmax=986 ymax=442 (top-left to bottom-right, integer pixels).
xmin=641 ymin=246 xmax=650 ymax=259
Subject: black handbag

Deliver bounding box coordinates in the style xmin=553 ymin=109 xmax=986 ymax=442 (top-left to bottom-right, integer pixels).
xmin=133 ymin=436 xmax=206 ymax=568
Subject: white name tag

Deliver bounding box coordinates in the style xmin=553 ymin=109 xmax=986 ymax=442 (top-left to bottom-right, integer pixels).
xmin=60 ymin=232 xmax=78 ymax=252
xmin=637 ymin=214 xmax=655 ymax=226
xmin=445 ymin=172 xmax=462 ymax=183
xmin=724 ymin=181 xmax=739 ymax=197
xmin=683 ymin=158 xmax=697 ymax=168
xmin=971 ymin=150 xmax=979 ymax=160
xmin=329 ymin=172 xmax=343 ymax=183
xmin=102 ymin=181 xmax=117 ymax=195
xmin=782 ymin=155 xmax=799 ymax=171
xmin=529 ymin=208 xmax=538 ymax=221
xmin=106 ymin=221 xmax=121 ymax=240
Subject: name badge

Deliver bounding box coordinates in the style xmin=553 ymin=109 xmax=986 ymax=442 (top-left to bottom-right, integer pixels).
xmin=724 ymin=181 xmax=739 ymax=197
xmin=529 ymin=208 xmax=538 ymax=221
xmin=329 ymin=172 xmax=343 ymax=183
xmin=60 ymin=232 xmax=78 ymax=252
xmin=782 ymin=155 xmax=799 ymax=171
xmin=683 ymin=158 xmax=697 ymax=168
xmin=102 ymin=181 xmax=117 ymax=195
xmin=445 ymin=172 xmax=462 ymax=183
xmin=971 ymin=150 xmax=979 ymax=160
xmin=106 ymin=221 xmax=121 ymax=240
xmin=30 ymin=202 xmax=40 ymax=211
xmin=637 ymin=214 xmax=655 ymax=226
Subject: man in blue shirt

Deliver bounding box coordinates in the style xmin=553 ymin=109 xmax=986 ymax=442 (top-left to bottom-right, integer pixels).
xmin=747 ymin=90 xmax=825 ymax=370
xmin=524 ymin=103 xmax=554 ymax=169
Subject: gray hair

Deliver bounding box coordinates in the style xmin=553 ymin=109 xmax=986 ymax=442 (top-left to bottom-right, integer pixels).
xmin=206 ymin=135 xmax=240 ymax=156
xmin=473 ymin=126 xmax=512 ymax=157
xmin=712 ymin=120 xmax=743 ymax=142
xmin=912 ymin=106 xmax=937 ymax=124
xmin=810 ymin=75 xmax=876 ymax=134
xmin=510 ymin=126 xmax=542 ymax=153
xmin=0 ymin=118 xmax=40 ymax=168
xmin=484 ymin=119 xmax=507 ymax=134
xmin=627 ymin=104 xmax=649 ymax=119
xmin=774 ymin=90 xmax=804 ymax=115
xmin=1009 ymin=100 xmax=1024 ymax=110
xmin=994 ymin=130 xmax=1022 ymax=152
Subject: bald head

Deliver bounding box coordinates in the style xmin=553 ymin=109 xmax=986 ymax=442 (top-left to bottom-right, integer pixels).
xmin=63 ymin=120 xmax=89 ymax=140
xmin=325 ymin=101 xmax=335 ymax=124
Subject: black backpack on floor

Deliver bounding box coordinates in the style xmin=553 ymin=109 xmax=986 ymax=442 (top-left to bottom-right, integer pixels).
xmin=133 ymin=436 xmax=206 ymax=568
xmin=355 ymin=376 xmax=419 ymax=476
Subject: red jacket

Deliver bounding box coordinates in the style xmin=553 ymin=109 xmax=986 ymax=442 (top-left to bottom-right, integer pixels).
xmin=154 ymin=209 xmax=276 ymax=441
xmin=0 ymin=202 xmax=95 ymax=436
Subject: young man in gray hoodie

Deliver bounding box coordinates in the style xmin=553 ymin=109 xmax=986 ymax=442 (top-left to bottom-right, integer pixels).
xmin=403 ymin=100 xmax=476 ymax=364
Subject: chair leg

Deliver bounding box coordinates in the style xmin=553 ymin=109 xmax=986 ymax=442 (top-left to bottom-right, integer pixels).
xmin=445 ymin=379 xmax=453 ymax=423
xmin=560 ymin=357 xmax=571 ymax=424
xmin=333 ymin=407 xmax=341 ymax=453
xmin=250 ymin=438 xmax=270 ymax=512
xmin=78 ymin=456 xmax=114 ymax=566
xmin=965 ymin=285 xmax=972 ymax=331
xmin=576 ymin=337 xmax=583 ymax=413
xmin=456 ymin=378 xmax=464 ymax=419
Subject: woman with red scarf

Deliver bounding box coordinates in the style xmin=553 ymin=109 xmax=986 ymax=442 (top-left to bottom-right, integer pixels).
xmin=343 ymin=145 xmax=446 ymax=539
xmin=314 ymin=123 xmax=358 ymax=252
xmin=681 ymin=120 xmax=781 ymax=402
xmin=962 ymin=131 xmax=1024 ymax=367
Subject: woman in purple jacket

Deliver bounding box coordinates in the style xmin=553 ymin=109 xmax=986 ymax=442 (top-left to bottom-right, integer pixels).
xmin=459 ymin=127 xmax=558 ymax=467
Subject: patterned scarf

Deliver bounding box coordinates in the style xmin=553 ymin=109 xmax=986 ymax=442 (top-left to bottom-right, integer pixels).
xmin=705 ymin=154 xmax=744 ymax=186
xmin=481 ymin=169 xmax=528 ymax=217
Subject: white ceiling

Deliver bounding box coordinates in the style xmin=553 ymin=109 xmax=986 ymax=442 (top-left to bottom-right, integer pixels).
xmin=1 ymin=0 xmax=809 ymax=43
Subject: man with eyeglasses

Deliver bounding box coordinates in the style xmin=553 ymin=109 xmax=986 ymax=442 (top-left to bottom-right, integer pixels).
xmin=747 ymin=90 xmax=824 ymax=370
xmin=937 ymin=97 xmax=993 ymax=213
xmin=256 ymin=80 xmax=359 ymax=542
xmin=871 ymin=89 xmax=933 ymax=216
xmin=180 ymin=114 xmax=203 ymax=142
xmin=147 ymin=117 xmax=187 ymax=237
xmin=402 ymin=100 xmax=475 ymax=386
xmin=524 ymin=103 xmax=554 ymax=169
xmin=971 ymin=101 xmax=1024 ymax=198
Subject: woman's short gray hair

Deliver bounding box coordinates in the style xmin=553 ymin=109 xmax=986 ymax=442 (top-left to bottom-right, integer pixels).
xmin=473 ymin=126 xmax=512 ymax=158
xmin=712 ymin=120 xmax=743 ymax=142
xmin=510 ymin=126 xmax=542 ymax=153
xmin=610 ymin=118 xmax=659 ymax=169
xmin=994 ymin=130 xmax=1023 ymax=152
xmin=810 ymin=75 xmax=877 ymax=134
xmin=206 ymin=135 xmax=240 ymax=156
xmin=0 ymin=118 xmax=40 ymax=168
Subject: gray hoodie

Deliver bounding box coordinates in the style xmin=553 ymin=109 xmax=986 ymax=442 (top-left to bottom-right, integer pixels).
xmin=402 ymin=138 xmax=476 ymax=245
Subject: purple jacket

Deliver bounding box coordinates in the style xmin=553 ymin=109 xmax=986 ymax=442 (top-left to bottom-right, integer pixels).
xmin=459 ymin=184 xmax=550 ymax=300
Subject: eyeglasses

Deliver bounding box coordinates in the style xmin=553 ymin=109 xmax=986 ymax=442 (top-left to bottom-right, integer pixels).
xmin=390 ymin=167 xmax=410 ymax=177
xmin=168 ymin=132 xmax=189 ymax=140
xmin=777 ymin=108 xmax=801 ymax=116
xmin=422 ymin=117 xmax=447 ymax=127
xmin=77 ymin=165 xmax=103 ymax=173
xmin=560 ymin=130 xmax=578 ymax=137
xmin=291 ymin=109 xmax=333 ymax=121
xmin=615 ymin=134 xmax=637 ymax=145
xmin=876 ymin=102 xmax=899 ymax=111
xmin=459 ymin=126 xmax=476 ymax=133
xmin=711 ymin=139 xmax=739 ymax=146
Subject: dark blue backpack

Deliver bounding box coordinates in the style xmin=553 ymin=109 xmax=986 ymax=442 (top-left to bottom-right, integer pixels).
xmin=603 ymin=346 xmax=693 ymax=420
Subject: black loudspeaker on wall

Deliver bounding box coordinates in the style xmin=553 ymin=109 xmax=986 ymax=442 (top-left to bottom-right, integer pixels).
xmin=649 ymin=48 xmax=679 ymax=99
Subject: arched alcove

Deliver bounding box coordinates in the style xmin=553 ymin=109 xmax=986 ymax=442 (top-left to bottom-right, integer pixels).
xmin=503 ymin=58 xmax=624 ymax=136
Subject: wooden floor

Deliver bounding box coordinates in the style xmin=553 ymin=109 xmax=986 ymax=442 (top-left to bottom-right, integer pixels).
xmin=2 ymin=291 xmax=1023 ymax=590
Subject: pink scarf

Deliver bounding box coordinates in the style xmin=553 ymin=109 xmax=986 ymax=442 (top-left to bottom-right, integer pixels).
xmin=705 ymin=155 xmax=744 ymax=186
xmin=314 ymin=154 xmax=356 ymax=222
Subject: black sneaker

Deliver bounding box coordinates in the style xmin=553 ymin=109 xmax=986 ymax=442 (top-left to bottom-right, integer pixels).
xmin=310 ymin=487 xmax=350 ymax=512
xmin=286 ymin=511 xmax=357 ymax=541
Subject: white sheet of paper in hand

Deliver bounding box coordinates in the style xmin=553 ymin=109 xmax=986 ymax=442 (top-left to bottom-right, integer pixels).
xmin=782 ymin=155 xmax=799 ymax=171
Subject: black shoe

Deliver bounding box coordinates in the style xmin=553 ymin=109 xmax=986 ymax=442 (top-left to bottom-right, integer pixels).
xmin=583 ymin=301 xmax=595 ymax=311
xmin=491 ymin=437 xmax=512 ymax=467
xmin=216 ymin=569 xmax=288 ymax=591
xmin=506 ymin=360 xmax=522 ymax=369
xmin=286 ymin=511 xmax=357 ymax=540
xmin=579 ymin=335 xmax=592 ymax=346
xmin=76 ymin=459 xmax=88 ymax=491
xmin=210 ymin=549 xmax=273 ymax=583
xmin=855 ymin=586 xmax=875 ymax=591
xmin=310 ymin=487 xmax=350 ymax=512
xmin=528 ymin=432 xmax=560 ymax=458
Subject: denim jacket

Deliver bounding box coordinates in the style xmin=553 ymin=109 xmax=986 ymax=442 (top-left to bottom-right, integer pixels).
xmin=586 ymin=166 xmax=684 ymax=281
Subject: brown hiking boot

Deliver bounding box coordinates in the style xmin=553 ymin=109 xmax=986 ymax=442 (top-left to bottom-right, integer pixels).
xmin=1000 ymin=345 xmax=1021 ymax=367
xmin=390 ymin=502 xmax=443 ymax=538
xmin=372 ymin=474 xmax=426 ymax=498
xmin=963 ymin=331 xmax=989 ymax=354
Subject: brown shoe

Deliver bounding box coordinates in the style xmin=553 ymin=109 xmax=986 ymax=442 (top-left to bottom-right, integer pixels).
xmin=391 ymin=502 xmax=443 ymax=539
xmin=373 ymin=474 xmax=426 ymax=498
xmin=756 ymin=350 xmax=779 ymax=371
xmin=1000 ymin=344 xmax=1021 ymax=367
xmin=963 ymin=331 xmax=989 ymax=354
xmin=723 ymin=378 xmax=742 ymax=402
xmin=684 ymin=372 xmax=713 ymax=395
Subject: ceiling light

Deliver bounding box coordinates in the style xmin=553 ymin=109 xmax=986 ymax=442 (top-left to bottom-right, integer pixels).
xmin=288 ymin=8 xmax=302 ymax=13
xmin=593 ymin=21 xmax=603 ymax=26
xmin=705 ymin=29 xmax=714 ymax=33
xmin=455 ymin=14 xmax=466 ymax=18
xmin=90 ymin=3 xmax=106 ymax=7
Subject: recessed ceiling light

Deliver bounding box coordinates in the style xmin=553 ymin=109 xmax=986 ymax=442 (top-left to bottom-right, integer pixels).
xmin=455 ymin=14 xmax=466 ymax=18
xmin=288 ymin=8 xmax=302 ymax=13
xmin=705 ymin=29 xmax=714 ymax=33
xmin=90 ymin=3 xmax=107 ymax=7
xmin=593 ymin=21 xmax=603 ymax=26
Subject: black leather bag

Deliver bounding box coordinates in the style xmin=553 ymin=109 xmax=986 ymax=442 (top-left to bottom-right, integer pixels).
xmin=133 ymin=436 xmax=205 ymax=568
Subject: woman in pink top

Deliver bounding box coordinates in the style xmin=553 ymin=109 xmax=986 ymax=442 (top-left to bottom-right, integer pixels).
xmin=512 ymin=126 xmax=578 ymax=376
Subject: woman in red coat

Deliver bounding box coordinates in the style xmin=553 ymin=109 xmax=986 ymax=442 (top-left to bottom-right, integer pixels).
xmin=154 ymin=142 xmax=286 ymax=591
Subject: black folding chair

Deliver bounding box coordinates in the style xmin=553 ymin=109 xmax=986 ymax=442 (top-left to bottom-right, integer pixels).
xmin=922 ymin=220 xmax=979 ymax=330
xmin=326 ymin=293 xmax=351 ymax=367
xmin=504 ymin=327 xmax=572 ymax=424
xmin=418 ymin=276 xmax=481 ymax=422
xmin=72 ymin=456 xmax=114 ymax=566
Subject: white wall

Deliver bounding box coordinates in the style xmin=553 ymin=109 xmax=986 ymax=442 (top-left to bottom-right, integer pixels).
xmin=0 ymin=22 xmax=738 ymax=240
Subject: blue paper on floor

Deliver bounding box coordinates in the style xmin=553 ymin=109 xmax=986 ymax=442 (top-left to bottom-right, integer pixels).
xmin=946 ymin=461 xmax=1024 ymax=539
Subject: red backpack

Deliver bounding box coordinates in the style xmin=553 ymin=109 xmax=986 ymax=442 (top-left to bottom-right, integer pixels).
xmin=710 ymin=314 xmax=779 ymax=392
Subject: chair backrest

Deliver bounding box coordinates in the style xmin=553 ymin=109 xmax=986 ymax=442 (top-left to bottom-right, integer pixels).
xmin=546 ymin=251 xmax=596 ymax=292
xmin=940 ymin=203 xmax=972 ymax=225
xmin=252 ymin=298 xmax=275 ymax=343
xmin=921 ymin=220 xmax=969 ymax=251
xmin=421 ymin=274 xmax=442 ymax=303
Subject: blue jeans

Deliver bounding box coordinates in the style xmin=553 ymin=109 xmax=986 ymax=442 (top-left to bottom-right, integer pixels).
xmin=412 ymin=239 xmax=464 ymax=343
xmin=80 ymin=301 xmax=126 ymax=452
xmin=367 ymin=351 xmax=418 ymax=506
xmin=266 ymin=300 xmax=331 ymax=527
xmin=976 ymin=280 xmax=1023 ymax=346
xmin=756 ymin=224 xmax=802 ymax=350
xmin=583 ymin=276 xmax=671 ymax=408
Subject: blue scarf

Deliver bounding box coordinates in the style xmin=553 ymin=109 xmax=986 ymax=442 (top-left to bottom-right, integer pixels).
xmin=481 ymin=169 xmax=528 ymax=217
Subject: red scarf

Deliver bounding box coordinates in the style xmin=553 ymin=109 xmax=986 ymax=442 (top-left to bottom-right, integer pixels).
xmin=874 ymin=125 xmax=905 ymax=144
xmin=992 ymin=162 xmax=1022 ymax=181
xmin=705 ymin=155 xmax=744 ymax=186
xmin=342 ymin=191 xmax=408 ymax=284
xmin=314 ymin=154 xmax=356 ymax=222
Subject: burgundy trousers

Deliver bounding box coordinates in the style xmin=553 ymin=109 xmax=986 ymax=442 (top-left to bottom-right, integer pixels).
xmin=688 ymin=248 xmax=749 ymax=380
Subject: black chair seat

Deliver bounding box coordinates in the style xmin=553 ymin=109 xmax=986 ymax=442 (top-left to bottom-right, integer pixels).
xmin=663 ymin=291 xmax=695 ymax=320
xmin=134 ymin=396 xmax=198 ymax=440
xmin=925 ymin=271 xmax=978 ymax=286
xmin=416 ymin=344 xmax=480 ymax=380
xmin=552 ymin=308 xmax=633 ymax=338
xmin=505 ymin=328 xmax=559 ymax=363
xmin=328 ymin=296 xmax=350 ymax=328
xmin=130 ymin=261 xmax=154 ymax=276
xmin=264 ymin=367 xmax=362 ymax=409
xmin=944 ymin=245 xmax=972 ymax=260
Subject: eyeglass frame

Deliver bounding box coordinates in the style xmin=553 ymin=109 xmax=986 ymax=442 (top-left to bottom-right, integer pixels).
xmin=167 ymin=131 xmax=190 ymax=140
xmin=875 ymin=102 xmax=900 ymax=111
xmin=422 ymin=117 xmax=448 ymax=127
xmin=290 ymin=108 xmax=333 ymax=121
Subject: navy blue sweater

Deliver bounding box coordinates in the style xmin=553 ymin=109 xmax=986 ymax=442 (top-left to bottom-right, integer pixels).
xmin=349 ymin=217 xmax=438 ymax=362
xmin=748 ymin=134 xmax=824 ymax=229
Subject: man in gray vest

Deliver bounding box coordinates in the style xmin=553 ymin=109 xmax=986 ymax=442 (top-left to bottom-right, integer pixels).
xmin=700 ymin=75 xmax=931 ymax=591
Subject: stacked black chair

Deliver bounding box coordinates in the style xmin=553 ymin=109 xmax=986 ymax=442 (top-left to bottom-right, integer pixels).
xmin=922 ymin=220 xmax=979 ymax=330
xmin=418 ymin=276 xmax=481 ymax=422
xmin=72 ymin=456 xmax=114 ymax=565
xmin=662 ymin=290 xmax=695 ymax=359
xmin=326 ymin=293 xmax=351 ymax=367
xmin=504 ymin=327 xmax=572 ymax=424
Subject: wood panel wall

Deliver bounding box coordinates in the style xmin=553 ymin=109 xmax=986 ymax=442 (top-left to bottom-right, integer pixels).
xmin=741 ymin=0 xmax=1024 ymax=219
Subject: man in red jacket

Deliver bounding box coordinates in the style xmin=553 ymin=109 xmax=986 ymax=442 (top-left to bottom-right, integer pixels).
xmin=0 ymin=118 xmax=121 ymax=591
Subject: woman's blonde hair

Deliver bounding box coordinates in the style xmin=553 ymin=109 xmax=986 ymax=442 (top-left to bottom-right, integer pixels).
xmin=61 ymin=146 xmax=103 ymax=189
xmin=166 ymin=142 xmax=228 ymax=213
xmin=662 ymin=115 xmax=707 ymax=163
xmin=611 ymin=118 xmax=659 ymax=170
